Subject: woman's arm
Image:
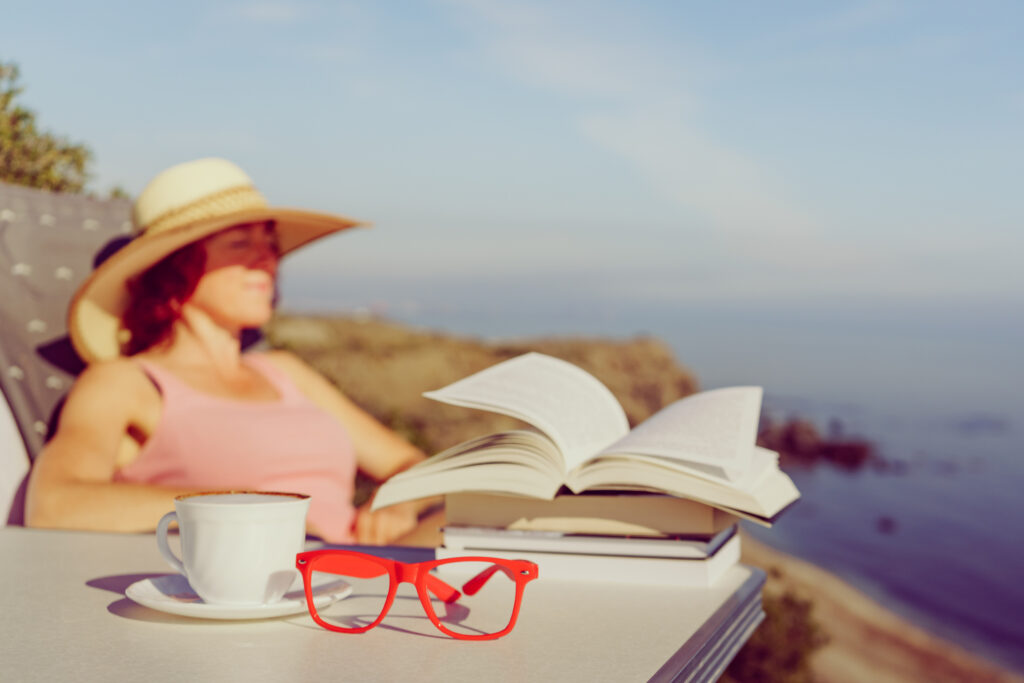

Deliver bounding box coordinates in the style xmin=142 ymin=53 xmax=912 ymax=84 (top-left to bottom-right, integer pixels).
xmin=263 ymin=351 xmax=441 ymax=543
xmin=24 ymin=361 xmax=196 ymax=531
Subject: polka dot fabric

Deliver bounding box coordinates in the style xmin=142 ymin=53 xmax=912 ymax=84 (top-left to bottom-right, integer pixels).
xmin=0 ymin=182 xmax=130 ymax=476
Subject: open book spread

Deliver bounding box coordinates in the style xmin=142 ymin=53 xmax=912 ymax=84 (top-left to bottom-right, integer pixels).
xmin=372 ymin=352 xmax=800 ymax=520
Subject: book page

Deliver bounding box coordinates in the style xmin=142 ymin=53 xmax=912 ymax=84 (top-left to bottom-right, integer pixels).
xmin=396 ymin=430 xmax=566 ymax=478
xmin=568 ymin=447 xmax=799 ymax=518
xmin=596 ymin=386 xmax=763 ymax=480
xmin=580 ymin=446 xmax=777 ymax=492
xmin=423 ymin=353 xmax=630 ymax=472
xmin=370 ymin=461 xmax=563 ymax=509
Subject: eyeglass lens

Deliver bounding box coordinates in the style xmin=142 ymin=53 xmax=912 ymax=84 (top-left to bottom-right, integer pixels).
xmin=310 ymin=557 xmax=391 ymax=631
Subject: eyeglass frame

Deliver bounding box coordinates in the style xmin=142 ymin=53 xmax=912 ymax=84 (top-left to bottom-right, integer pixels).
xmin=295 ymin=549 xmax=539 ymax=640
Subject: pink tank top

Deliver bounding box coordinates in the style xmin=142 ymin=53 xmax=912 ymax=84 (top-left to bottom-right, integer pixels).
xmin=114 ymin=353 xmax=357 ymax=543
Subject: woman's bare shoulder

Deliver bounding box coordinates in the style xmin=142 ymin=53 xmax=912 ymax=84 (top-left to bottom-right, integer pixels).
xmin=76 ymin=357 xmax=145 ymax=382
xmin=70 ymin=358 xmax=155 ymax=401
xmin=48 ymin=358 xmax=160 ymax=438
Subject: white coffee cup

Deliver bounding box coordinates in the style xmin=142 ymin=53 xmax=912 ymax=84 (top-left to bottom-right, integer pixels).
xmin=156 ymin=491 xmax=311 ymax=605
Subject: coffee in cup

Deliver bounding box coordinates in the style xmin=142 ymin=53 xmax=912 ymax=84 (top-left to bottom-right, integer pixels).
xmin=156 ymin=491 xmax=310 ymax=605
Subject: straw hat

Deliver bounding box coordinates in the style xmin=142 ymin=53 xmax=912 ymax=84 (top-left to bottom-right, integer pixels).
xmin=68 ymin=157 xmax=365 ymax=364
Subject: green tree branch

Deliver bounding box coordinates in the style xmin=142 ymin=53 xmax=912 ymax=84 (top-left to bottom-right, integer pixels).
xmin=0 ymin=61 xmax=92 ymax=193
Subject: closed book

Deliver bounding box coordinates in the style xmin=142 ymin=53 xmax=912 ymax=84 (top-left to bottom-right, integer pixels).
xmin=441 ymin=524 xmax=737 ymax=559
xmin=445 ymin=491 xmax=740 ymax=537
xmin=435 ymin=534 xmax=742 ymax=587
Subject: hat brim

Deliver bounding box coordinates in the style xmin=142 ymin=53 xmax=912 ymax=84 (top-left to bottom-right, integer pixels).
xmin=68 ymin=206 xmax=365 ymax=364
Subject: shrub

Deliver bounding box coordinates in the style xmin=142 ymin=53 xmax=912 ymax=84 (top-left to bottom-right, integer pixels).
xmin=721 ymin=590 xmax=829 ymax=683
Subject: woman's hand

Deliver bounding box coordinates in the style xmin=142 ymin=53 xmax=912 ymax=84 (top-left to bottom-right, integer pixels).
xmin=354 ymin=500 xmax=420 ymax=545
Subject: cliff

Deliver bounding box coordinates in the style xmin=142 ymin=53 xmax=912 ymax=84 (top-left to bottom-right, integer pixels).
xmin=266 ymin=313 xmax=699 ymax=454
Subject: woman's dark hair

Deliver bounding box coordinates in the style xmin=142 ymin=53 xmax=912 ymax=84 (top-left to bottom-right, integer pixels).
xmin=122 ymin=241 xmax=207 ymax=355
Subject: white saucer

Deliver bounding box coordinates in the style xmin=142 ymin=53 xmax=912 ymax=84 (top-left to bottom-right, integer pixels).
xmin=125 ymin=574 xmax=352 ymax=620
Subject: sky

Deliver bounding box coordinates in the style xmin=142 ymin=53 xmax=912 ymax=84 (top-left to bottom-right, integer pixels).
xmin=6 ymin=1 xmax=1024 ymax=334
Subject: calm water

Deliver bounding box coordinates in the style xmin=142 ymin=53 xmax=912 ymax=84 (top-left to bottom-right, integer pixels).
xmin=746 ymin=398 xmax=1024 ymax=674
xmin=284 ymin=293 xmax=1024 ymax=673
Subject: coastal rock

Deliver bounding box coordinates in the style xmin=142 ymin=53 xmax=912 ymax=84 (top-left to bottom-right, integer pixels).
xmin=758 ymin=416 xmax=875 ymax=471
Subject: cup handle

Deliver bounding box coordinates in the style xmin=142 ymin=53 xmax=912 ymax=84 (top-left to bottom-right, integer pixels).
xmin=156 ymin=511 xmax=186 ymax=575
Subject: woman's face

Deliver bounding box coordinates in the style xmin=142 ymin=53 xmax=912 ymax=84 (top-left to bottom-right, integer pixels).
xmin=186 ymin=222 xmax=280 ymax=331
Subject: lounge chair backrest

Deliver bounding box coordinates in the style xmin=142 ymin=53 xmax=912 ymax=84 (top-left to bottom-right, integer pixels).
xmin=0 ymin=181 xmax=130 ymax=523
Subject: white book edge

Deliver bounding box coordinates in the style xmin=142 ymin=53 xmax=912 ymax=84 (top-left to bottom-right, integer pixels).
xmin=435 ymin=534 xmax=742 ymax=588
xmin=441 ymin=525 xmax=737 ymax=559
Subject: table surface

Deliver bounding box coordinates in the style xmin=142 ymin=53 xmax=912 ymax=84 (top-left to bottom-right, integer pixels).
xmin=0 ymin=527 xmax=764 ymax=683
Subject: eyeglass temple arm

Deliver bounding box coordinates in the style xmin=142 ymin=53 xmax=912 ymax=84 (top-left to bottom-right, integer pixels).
xmin=460 ymin=563 xmax=521 ymax=596
xmin=422 ymin=563 xmax=522 ymax=603
xmin=424 ymin=573 xmax=461 ymax=604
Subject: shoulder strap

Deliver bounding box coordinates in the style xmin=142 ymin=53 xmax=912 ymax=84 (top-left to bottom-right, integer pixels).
xmin=131 ymin=358 xmax=176 ymax=397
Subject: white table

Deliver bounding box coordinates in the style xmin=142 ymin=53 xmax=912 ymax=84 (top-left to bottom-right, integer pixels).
xmin=0 ymin=527 xmax=764 ymax=682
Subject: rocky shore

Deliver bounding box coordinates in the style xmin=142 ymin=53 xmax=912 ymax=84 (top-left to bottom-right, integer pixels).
xmin=267 ymin=312 xmax=1022 ymax=683
xmin=740 ymin=533 xmax=1022 ymax=683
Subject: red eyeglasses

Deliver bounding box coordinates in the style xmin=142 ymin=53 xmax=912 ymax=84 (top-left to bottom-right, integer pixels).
xmin=295 ymin=550 xmax=539 ymax=640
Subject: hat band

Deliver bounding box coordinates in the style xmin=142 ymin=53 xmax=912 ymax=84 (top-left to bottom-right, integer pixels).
xmin=140 ymin=185 xmax=269 ymax=236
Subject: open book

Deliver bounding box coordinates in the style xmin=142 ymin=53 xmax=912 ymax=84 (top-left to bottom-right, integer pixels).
xmin=371 ymin=352 xmax=800 ymax=522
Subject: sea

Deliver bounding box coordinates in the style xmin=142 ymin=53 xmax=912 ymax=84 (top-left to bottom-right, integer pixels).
xmin=285 ymin=291 xmax=1024 ymax=674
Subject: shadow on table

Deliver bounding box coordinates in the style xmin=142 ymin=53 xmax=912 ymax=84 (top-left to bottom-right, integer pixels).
xmin=87 ymin=572 xmax=313 ymax=625
xmin=84 ymin=572 xmax=463 ymax=638
xmin=86 ymin=573 xmax=196 ymax=624
xmin=304 ymin=598 xmax=475 ymax=640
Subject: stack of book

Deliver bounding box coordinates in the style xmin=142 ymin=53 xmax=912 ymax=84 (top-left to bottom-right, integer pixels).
xmin=437 ymin=492 xmax=742 ymax=586
xmin=373 ymin=352 xmax=801 ymax=586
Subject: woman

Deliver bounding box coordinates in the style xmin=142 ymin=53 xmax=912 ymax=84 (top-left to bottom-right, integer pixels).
xmin=25 ymin=158 xmax=432 ymax=544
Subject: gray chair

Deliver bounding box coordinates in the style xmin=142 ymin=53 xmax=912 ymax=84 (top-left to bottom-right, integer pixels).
xmin=0 ymin=181 xmax=131 ymax=523
xmin=0 ymin=393 xmax=28 ymax=526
